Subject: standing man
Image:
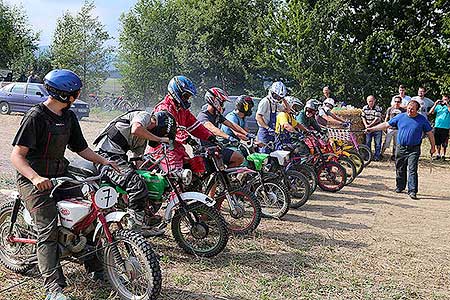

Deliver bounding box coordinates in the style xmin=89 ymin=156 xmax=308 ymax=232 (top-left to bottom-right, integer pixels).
xmin=381 ymin=96 xmax=406 ymax=160
xmin=10 ymin=69 xmax=117 ymax=300
xmin=429 ymin=95 xmax=450 ymax=160
xmin=27 ymin=70 xmax=40 ymax=83
xmin=391 ymin=84 xmax=411 ymax=107
xmin=320 ymin=86 xmax=332 ymax=101
xmin=256 ymin=81 xmax=289 ymax=153
xmin=361 ymin=95 xmax=383 ymax=161
xmin=366 ymin=100 xmax=436 ymax=199
xmin=411 ymin=87 xmax=434 ymax=120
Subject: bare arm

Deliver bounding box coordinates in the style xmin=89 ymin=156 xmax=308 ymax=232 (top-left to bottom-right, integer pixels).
xmin=10 ymin=145 xmax=52 ymax=191
xmin=366 ymin=121 xmax=390 ymax=132
xmin=223 ymin=119 xmax=248 ymax=140
xmin=428 ymin=102 xmax=438 ymax=114
xmin=426 ymin=131 xmax=436 ymax=155
xmin=256 ymin=114 xmax=269 ymax=129
xmin=131 ymin=122 xmax=169 ymax=144
xmin=203 ymin=121 xmax=229 ymax=139
xmin=330 ymin=112 xmax=345 ymax=123
xmin=77 ymin=148 xmax=108 ymax=165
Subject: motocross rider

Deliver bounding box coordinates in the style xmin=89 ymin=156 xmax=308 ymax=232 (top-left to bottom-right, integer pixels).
xmin=316 ymin=98 xmax=346 ymax=126
xmin=10 ymin=69 xmax=118 ymax=300
xmin=221 ymin=95 xmax=255 ymax=140
xmin=296 ymin=99 xmax=324 ymax=133
xmin=197 ymin=88 xmax=252 ymax=167
xmin=256 ymin=81 xmax=290 ymax=153
xmin=93 ymin=110 xmax=176 ymax=234
xmin=275 ymin=96 xmax=310 ymax=147
xmin=149 ymin=75 xmax=216 ymax=171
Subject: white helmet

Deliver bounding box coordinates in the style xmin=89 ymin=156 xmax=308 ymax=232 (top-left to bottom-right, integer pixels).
xmin=268 ymin=81 xmax=287 ymax=102
xmin=323 ymin=98 xmax=335 ymax=107
xmin=285 ymin=96 xmax=303 ymax=116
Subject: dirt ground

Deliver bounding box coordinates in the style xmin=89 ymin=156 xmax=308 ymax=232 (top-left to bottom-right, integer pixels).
xmin=0 ymin=112 xmax=449 ymax=300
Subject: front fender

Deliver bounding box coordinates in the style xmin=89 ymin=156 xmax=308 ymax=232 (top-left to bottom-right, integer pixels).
xmin=164 ymin=192 xmax=215 ymax=221
xmin=224 ymin=166 xmax=256 ymax=175
xmin=93 ymin=211 xmax=128 ymax=241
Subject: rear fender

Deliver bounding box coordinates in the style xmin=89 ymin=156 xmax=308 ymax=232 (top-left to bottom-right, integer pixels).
xmin=223 ymin=166 xmax=256 ymax=175
xmin=164 ymin=192 xmax=215 ymax=221
xmin=93 ymin=211 xmax=128 ymax=241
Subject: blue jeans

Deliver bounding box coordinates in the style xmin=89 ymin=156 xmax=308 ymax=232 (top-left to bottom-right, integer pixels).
xmin=395 ymin=144 xmax=421 ymax=194
xmin=366 ymin=130 xmax=382 ymax=159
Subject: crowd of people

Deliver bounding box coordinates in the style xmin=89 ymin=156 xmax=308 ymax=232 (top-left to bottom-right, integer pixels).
xmin=8 ymin=68 xmax=448 ymax=299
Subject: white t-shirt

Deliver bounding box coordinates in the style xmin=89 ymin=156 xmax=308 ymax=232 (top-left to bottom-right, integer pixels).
xmin=411 ymin=96 xmax=434 ymax=119
xmin=256 ymin=97 xmax=284 ymax=126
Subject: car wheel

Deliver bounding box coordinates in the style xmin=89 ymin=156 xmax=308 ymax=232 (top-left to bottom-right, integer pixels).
xmin=0 ymin=102 xmax=11 ymax=115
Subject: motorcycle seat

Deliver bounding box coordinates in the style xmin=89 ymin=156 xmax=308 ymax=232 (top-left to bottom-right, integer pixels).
xmin=68 ymin=159 xmax=100 ymax=178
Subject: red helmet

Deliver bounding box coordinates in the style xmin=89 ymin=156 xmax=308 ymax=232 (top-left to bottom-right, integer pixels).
xmin=205 ymin=87 xmax=229 ymax=113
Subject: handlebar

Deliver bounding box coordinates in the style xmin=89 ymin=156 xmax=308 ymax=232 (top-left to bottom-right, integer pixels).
xmin=49 ymin=166 xmax=111 ymax=198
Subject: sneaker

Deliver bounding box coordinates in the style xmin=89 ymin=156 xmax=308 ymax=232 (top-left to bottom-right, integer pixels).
xmin=395 ymin=188 xmax=403 ymax=193
xmin=408 ymin=192 xmax=418 ymax=200
xmin=45 ymin=292 xmax=71 ymax=300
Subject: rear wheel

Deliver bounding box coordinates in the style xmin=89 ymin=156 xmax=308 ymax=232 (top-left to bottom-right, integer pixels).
xmin=103 ymin=229 xmax=162 ymax=300
xmin=255 ymin=176 xmax=291 ymax=219
xmin=348 ymin=151 xmax=364 ymax=175
xmin=216 ymin=187 xmax=261 ymax=235
xmin=337 ymin=156 xmax=357 ymax=185
xmin=0 ymin=200 xmax=37 ymax=273
xmin=357 ymin=144 xmax=372 ymax=167
xmin=0 ymin=102 xmax=11 ymax=115
xmin=172 ymin=202 xmax=229 ymax=257
xmin=316 ymin=161 xmax=347 ymax=192
xmin=284 ymin=170 xmax=310 ymax=209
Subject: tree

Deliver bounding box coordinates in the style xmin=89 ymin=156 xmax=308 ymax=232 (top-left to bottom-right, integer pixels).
xmin=0 ymin=0 xmax=38 ymax=79
xmin=51 ymin=1 xmax=112 ymax=97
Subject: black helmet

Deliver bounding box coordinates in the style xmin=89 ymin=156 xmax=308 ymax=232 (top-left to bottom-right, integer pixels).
xmin=150 ymin=110 xmax=177 ymax=141
xmin=235 ymin=95 xmax=254 ymax=117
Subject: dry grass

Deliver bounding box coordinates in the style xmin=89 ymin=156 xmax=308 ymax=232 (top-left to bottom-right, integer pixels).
xmin=1 ymin=113 xmax=450 ymax=300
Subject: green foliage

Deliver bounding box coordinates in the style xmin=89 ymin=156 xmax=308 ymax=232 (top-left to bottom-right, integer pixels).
xmin=0 ymin=0 xmax=38 ymax=78
xmin=51 ymin=0 xmax=113 ymax=98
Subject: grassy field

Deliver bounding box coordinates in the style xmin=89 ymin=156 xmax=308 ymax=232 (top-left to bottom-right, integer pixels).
xmin=0 ymin=112 xmax=449 ymax=300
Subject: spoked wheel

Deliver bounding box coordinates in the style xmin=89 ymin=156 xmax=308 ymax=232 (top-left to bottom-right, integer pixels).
xmin=216 ymin=187 xmax=261 ymax=235
xmin=284 ymin=170 xmax=310 ymax=209
xmin=255 ymin=176 xmax=291 ymax=219
xmin=104 ymin=229 xmax=162 ymax=300
xmin=357 ymin=144 xmax=372 ymax=167
xmin=348 ymin=151 xmax=364 ymax=175
xmin=294 ymin=164 xmax=317 ymax=196
xmin=337 ymin=156 xmax=357 ymax=185
xmin=172 ymin=202 xmax=228 ymax=257
xmin=0 ymin=200 xmax=37 ymax=273
xmin=316 ymin=161 xmax=347 ymax=192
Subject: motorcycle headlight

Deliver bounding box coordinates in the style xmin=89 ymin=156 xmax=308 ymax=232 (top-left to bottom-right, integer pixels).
xmin=181 ymin=169 xmax=192 ymax=186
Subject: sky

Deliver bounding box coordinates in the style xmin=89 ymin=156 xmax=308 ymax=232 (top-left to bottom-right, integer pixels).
xmin=4 ymin=0 xmax=137 ymax=46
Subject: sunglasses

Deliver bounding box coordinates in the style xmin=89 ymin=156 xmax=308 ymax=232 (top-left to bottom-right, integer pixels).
xmin=394 ymin=101 xmax=401 ymax=103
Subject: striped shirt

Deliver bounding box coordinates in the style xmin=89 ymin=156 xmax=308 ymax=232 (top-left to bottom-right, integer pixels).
xmin=361 ymin=105 xmax=383 ymax=124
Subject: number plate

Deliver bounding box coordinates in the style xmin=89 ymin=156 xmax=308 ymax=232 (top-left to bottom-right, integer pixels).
xmin=94 ymin=186 xmax=118 ymax=209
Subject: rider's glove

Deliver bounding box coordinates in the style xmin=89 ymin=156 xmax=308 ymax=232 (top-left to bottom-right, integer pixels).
xmin=246 ymin=133 xmax=256 ymax=139
xmin=207 ymin=135 xmax=218 ymax=144
xmin=266 ymin=127 xmax=275 ymax=134
xmin=228 ymin=136 xmax=239 ymax=143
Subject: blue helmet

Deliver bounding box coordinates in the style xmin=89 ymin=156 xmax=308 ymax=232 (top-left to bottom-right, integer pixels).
xmin=168 ymin=75 xmax=196 ymax=109
xmin=44 ymin=69 xmax=82 ymax=103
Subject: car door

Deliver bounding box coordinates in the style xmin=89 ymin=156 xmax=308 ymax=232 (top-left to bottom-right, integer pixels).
xmin=8 ymin=83 xmax=26 ymax=112
xmin=25 ymin=84 xmax=46 ymax=109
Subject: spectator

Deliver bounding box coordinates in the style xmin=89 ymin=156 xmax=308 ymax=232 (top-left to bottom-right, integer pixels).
xmin=320 ymin=86 xmax=332 ymax=102
xmin=429 ymin=95 xmax=450 ymax=160
xmin=27 ymin=70 xmax=41 ymax=83
xmin=391 ymin=84 xmax=411 ymax=107
xmin=361 ymin=95 xmax=383 ymax=161
xmin=366 ymin=100 xmax=435 ymax=199
xmin=382 ymin=96 xmax=406 ymax=160
xmin=411 ymin=87 xmax=434 ymax=120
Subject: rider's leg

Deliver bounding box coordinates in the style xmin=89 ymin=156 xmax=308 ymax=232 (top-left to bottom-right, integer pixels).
xmin=18 ymin=177 xmax=67 ymax=294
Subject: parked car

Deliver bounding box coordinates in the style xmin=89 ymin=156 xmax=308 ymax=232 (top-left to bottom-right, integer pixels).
xmin=0 ymin=82 xmax=90 ymax=120
xmin=222 ymin=96 xmax=261 ymax=134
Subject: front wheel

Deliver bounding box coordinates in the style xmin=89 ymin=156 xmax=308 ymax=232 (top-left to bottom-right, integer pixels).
xmin=294 ymin=164 xmax=317 ymax=196
xmin=0 ymin=200 xmax=37 ymax=274
xmin=0 ymin=102 xmax=11 ymax=115
xmin=172 ymin=203 xmax=229 ymax=257
xmin=103 ymin=229 xmax=162 ymax=300
xmin=284 ymin=170 xmax=310 ymax=209
xmin=317 ymin=161 xmax=347 ymax=192
xmin=337 ymin=156 xmax=357 ymax=185
xmin=357 ymin=144 xmax=372 ymax=167
xmin=216 ymin=187 xmax=262 ymax=235
xmin=255 ymin=176 xmax=291 ymax=219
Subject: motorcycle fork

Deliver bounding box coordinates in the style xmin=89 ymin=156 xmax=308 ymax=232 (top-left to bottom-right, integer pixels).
xmin=8 ymin=196 xmax=22 ymax=236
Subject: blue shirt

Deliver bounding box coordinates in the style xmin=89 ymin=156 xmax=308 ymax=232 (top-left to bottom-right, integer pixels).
xmin=221 ymin=111 xmax=246 ymax=139
xmin=388 ymin=113 xmax=432 ymax=146
xmin=434 ymin=104 xmax=450 ymax=129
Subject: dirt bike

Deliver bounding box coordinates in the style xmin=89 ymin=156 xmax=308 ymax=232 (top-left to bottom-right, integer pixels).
xmin=183 ymin=140 xmax=262 ymax=235
xmin=0 ymin=167 xmax=162 ymax=300
xmin=71 ymin=144 xmax=229 ymax=258
xmin=233 ymin=139 xmax=291 ymax=219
